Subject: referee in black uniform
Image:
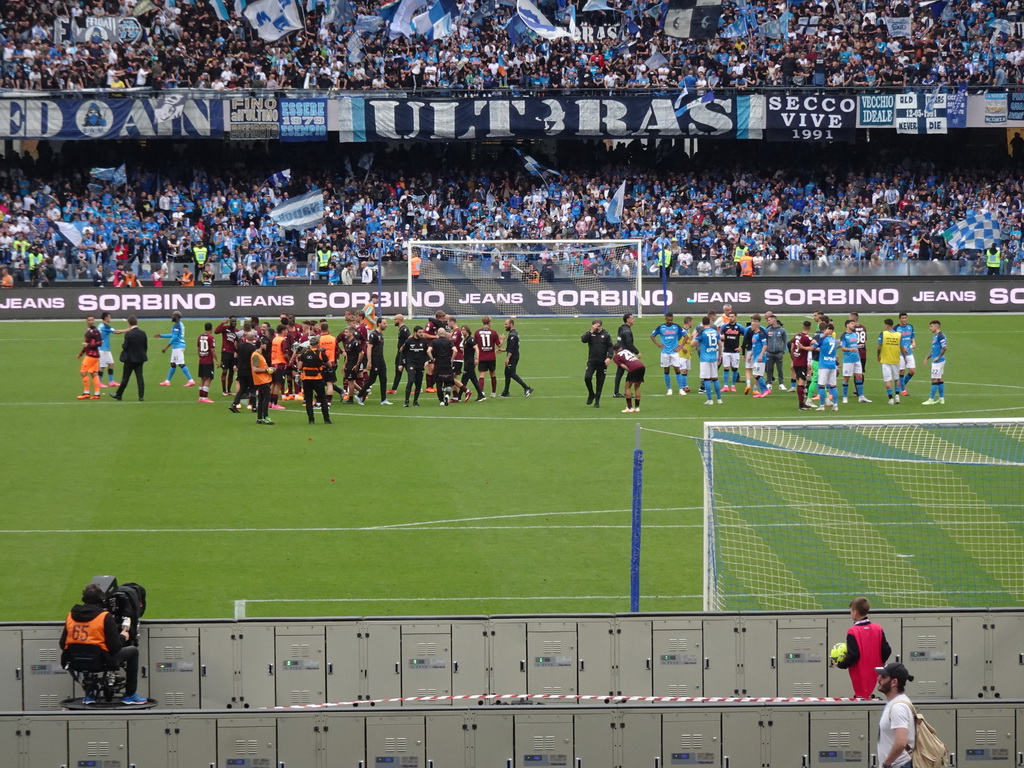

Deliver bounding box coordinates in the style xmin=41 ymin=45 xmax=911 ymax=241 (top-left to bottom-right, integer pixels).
xmin=613 ymin=313 xmax=638 ymax=399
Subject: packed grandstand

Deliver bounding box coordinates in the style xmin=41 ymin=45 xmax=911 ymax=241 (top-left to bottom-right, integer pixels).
xmin=1 ymin=0 xmax=1022 ymax=90
xmin=0 ymin=0 xmax=1022 ymax=286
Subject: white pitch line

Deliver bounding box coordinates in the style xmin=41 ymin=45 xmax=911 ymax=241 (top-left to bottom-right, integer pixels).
xmin=0 ymin=508 xmax=700 ymax=535
xmin=240 ymin=595 xmax=703 ymax=604
xmin=366 ymin=507 xmax=695 ymax=530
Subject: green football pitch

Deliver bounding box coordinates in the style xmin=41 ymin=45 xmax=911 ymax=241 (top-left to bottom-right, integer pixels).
xmin=1 ymin=313 xmax=1021 ymax=622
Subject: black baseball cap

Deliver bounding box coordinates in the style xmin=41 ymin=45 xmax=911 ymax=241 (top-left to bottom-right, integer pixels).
xmin=875 ymin=662 xmax=913 ymax=686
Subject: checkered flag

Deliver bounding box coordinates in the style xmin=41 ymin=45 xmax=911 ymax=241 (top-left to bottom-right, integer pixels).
xmin=942 ymin=211 xmax=1001 ymax=252
xmin=664 ymin=0 xmax=722 ymax=40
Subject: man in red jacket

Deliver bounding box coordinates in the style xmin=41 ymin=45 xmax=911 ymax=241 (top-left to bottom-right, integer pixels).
xmin=836 ymin=596 xmax=891 ymax=698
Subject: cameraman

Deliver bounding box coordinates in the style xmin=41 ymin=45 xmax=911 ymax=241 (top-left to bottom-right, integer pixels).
xmin=60 ymin=583 xmax=147 ymax=705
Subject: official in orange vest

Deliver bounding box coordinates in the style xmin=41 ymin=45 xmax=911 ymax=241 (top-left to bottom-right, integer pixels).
xmin=59 ymin=583 xmax=147 ymax=705
xmin=739 ymin=253 xmax=754 ymax=277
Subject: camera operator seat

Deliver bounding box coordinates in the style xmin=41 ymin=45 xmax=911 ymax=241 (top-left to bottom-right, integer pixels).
xmin=60 ymin=574 xmax=156 ymax=710
xmin=62 ymin=643 xmax=127 ymax=709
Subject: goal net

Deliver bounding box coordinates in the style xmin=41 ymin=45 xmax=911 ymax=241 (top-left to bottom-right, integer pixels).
xmin=699 ymin=418 xmax=1024 ymax=612
xmin=406 ymin=239 xmax=644 ymax=318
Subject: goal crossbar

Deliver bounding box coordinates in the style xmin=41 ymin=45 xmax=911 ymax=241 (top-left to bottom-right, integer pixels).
xmin=406 ymin=238 xmax=645 ymax=318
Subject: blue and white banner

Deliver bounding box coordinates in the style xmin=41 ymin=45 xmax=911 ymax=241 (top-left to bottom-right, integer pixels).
xmin=279 ymin=98 xmax=328 ymax=141
xmin=895 ymin=92 xmax=946 ymax=134
xmin=243 ymin=0 xmax=303 ymax=41
xmin=337 ymin=94 xmax=759 ymax=142
xmin=943 ymin=211 xmax=1000 ymax=252
xmin=947 ymin=87 xmax=967 ymax=128
xmin=0 ymin=97 xmax=224 ymax=140
xmin=858 ymin=94 xmax=894 ymax=127
xmin=269 ymin=190 xmax=325 ymax=230
xmin=266 ymin=169 xmax=291 ymax=187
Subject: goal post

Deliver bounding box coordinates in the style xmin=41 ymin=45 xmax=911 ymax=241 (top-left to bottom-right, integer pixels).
xmin=700 ymin=418 xmax=1024 ymax=612
xmin=406 ymin=239 xmax=645 ymax=319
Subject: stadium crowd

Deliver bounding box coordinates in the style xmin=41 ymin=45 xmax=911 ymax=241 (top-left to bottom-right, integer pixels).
xmin=0 ymin=142 xmax=1021 ymax=287
xmin=2 ymin=0 xmax=1024 ymax=92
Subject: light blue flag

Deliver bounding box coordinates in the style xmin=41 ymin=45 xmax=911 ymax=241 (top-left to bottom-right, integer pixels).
xmin=209 ymin=0 xmax=231 ymax=20
xmin=517 ymin=0 xmax=572 ymax=39
xmin=355 ymin=14 xmax=385 ymax=33
xmin=720 ymin=17 xmax=747 ymax=37
xmin=270 ymin=190 xmax=325 ymax=231
xmin=605 ymin=181 xmax=626 ymax=225
xmin=582 ymin=0 xmax=612 ymax=10
xmin=90 ymin=164 xmax=127 ymax=186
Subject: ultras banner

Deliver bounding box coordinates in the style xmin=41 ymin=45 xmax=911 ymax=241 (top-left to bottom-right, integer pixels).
xmin=766 ymin=93 xmax=857 ymax=142
xmin=0 ymin=96 xmax=224 ymax=139
xmin=1 ymin=279 xmax=1021 ymax=319
xmin=336 ymin=93 xmax=763 ymax=142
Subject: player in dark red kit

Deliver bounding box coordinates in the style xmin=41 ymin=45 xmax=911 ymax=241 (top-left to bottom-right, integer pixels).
xmin=342 ymin=328 xmax=364 ymax=404
xmin=284 ymin=314 xmax=305 ymax=401
xmin=459 ymin=324 xmax=486 ymax=402
xmin=790 ymin=320 xmax=815 ymax=411
xmin=474 ymin=315 xmax=501 ymax=398
xmin=448 ymin=316 xmax=464 ymax=399
xmin=611 ymin=343 xmax=646 ymax=413
xmin=213 ymin=316 xmax=239 ymax=396
xmin=196 ymin=322 xmax=217 ymax=403
xmin=422 ymin=310 xmax=448 ymax=392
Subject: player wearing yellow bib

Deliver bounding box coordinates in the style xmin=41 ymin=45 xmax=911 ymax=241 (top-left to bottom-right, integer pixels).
xmin=678 ymin=316 xmax=693 ymax=392
xmin=876 ymin=319 xmax=905 ymax=405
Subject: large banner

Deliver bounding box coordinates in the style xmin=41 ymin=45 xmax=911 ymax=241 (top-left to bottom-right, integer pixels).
xmin=0 ymin=96 xmax=224 ymax=140
xmin=337 ymin=94 xmax=762 ymax=141
xmin=895 ymin=92 xmax=947 ymax=134
xmin=858 ymin=94 xmax=894 ymax=128
xmin=765 ymin=94 xmax=856 ymax=142
xmin=227 ymin=96 xmax=280 ymax=140
xmin=279 ymin=98 xmax=328 ymax=142
xmin=2 ymin=279 xmax=1022 ymax=319
xmin=54 ymin=15 xmax=145 ymax=45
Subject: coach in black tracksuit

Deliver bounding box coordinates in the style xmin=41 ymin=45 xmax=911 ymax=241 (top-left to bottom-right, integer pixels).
xmin=613 ymin=312 xmax=639 ymax=399
xmin=581 ymin=319 xmax=615 ymax=408
xmin=230 ymin=332 xmax=258 ymax=412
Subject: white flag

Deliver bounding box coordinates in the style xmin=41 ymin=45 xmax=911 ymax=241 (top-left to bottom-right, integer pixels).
xmin=269 ymin=190 xmax=325 ymax=231
xmin=243 ymin=0 xmax=303 ymax=42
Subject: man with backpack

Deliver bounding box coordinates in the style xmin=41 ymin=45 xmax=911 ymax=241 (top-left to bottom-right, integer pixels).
xmin=876 ymin=662 xmax=915 ymax=768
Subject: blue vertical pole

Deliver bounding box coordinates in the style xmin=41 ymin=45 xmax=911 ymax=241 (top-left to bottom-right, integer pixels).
xmin=630 ymin=423 xmax=643 ymax=612
xmin=376 ymin=250 xmax=383 ymax=300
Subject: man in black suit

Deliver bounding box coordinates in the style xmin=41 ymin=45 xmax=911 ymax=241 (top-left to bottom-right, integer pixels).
xmin=110 ymin=316 xmax=148 ymax=401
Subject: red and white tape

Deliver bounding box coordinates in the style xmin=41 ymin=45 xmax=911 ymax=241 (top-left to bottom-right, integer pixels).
xmin=266 ymin=693 xmax=867 ymax=711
